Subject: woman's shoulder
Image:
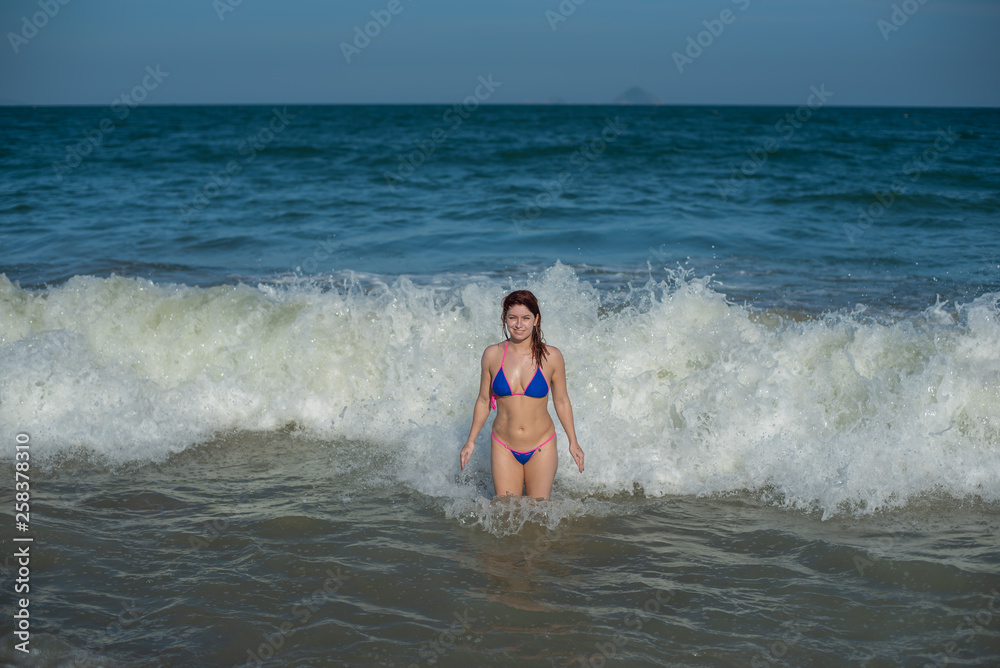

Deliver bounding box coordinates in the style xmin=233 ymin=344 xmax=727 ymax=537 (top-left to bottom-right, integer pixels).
xmin=543 ymin=344 xmax=564 ymax=365
xmin=481 ymin=341 xmax=506 ymax=363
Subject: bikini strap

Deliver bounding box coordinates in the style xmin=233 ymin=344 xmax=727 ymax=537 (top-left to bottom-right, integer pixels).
xmin=499 ymin=340 xmax=509 ymax=368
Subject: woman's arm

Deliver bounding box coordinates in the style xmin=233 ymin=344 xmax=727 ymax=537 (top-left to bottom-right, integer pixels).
xmin=460 ymin=346 xmax=495 ymax=470
xmin=548 ymin=347 xmax=585 ymax=473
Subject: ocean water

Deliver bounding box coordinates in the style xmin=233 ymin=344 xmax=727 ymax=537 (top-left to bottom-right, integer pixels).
xmin=1 ymin=104 xmax=999 ymax=666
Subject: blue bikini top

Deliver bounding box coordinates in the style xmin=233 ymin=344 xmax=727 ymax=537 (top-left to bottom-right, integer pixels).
xmin=491 ymin=341 xmax=549 ymax=399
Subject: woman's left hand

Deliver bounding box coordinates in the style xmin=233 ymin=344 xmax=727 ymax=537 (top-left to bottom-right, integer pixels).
xmin=568 ymin=442 xmax=585 ymax=473
xmin=459 ymin=440 xmax=476 ymax=470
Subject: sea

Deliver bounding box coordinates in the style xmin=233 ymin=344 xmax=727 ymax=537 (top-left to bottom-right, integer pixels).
xmin=1 ymin=103 xmax=999 ymax=667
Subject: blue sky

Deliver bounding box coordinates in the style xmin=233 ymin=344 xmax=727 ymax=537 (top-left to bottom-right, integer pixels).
xmin=2 ymin=0 xmax=998 ymax=106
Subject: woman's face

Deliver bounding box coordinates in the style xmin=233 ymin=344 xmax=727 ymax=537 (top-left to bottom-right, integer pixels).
xmin=505 ymin=304 xmax=537 ymax=339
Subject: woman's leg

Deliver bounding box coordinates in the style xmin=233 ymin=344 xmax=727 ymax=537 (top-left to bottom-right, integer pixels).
xmin=491 ymin=435 xmax=525 ymax=496
xmin=523 ymin=435 xmax=558 ymax=499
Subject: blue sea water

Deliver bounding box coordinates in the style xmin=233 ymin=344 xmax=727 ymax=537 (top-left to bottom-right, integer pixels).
xmin=1 ymin=105 xmax=1000 ymax=666
xmin=3 ymin=105 xmax=998 ymax=311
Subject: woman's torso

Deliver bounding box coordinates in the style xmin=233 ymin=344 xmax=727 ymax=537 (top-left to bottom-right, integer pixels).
xmin=490 ymin=342 xmax=554 ymax=448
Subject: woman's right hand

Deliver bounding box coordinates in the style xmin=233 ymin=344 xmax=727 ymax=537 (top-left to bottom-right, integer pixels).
xmin=459 ymin=440 xmax=475 ymax=470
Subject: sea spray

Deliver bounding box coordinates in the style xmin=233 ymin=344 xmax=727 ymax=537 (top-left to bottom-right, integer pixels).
xmin=2 ymin=267 xmax=998 ymax=519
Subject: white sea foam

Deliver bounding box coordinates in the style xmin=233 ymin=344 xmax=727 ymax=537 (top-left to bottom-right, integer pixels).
xmin=2 ymin=264 xmax=998 ymax=518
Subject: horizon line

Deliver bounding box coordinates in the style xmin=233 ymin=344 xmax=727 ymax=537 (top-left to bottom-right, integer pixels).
xmin=2 ymin=102 xmax=998 ymax=110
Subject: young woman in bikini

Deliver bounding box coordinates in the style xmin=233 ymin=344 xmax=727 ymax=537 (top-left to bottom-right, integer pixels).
xmin=459 ymin=290 xmax=585 ymax=499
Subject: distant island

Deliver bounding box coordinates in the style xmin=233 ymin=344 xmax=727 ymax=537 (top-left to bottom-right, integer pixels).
xmin=611 ymin=87 xmax=662 ymax=105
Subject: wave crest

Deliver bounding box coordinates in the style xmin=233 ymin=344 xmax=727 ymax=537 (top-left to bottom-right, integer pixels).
xmin=2 ymin=267 xmax=998 ymax=518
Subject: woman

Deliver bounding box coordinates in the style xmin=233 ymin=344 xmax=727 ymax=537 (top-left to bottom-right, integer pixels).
xmin=459 ymin=290 xmax=585 ymax=499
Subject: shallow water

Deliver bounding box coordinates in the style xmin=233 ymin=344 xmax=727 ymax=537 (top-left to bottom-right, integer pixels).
xmin=1 ymin=430 xmax=997 ymax=667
